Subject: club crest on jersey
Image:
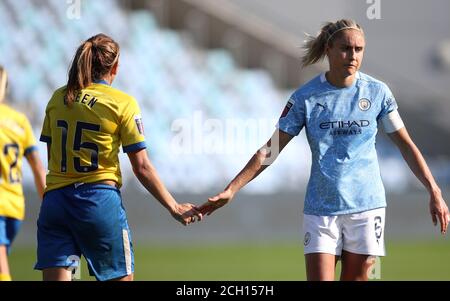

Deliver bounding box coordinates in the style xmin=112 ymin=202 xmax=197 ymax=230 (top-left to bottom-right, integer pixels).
xmin=281 ymin=99 xmax=294 ymax=118
xmin=359 ymin=98 xmax=371 ymax=111
xmin=134 ymin=115 xmax=144 ymax=135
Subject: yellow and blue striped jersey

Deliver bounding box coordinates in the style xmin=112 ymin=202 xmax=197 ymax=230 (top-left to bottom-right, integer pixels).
xmin=0 ymin=104 xmax=37 ymax=220
xmin=40 ymin=82 xmax=146 ymax=192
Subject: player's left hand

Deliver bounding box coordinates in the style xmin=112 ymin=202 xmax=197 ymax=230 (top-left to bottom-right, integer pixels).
xmin=429 ymin=192 xmax=449 ymax=234
xmin=198 ymin=189 xmax=234 ymax=216
xmin=171 ymin=203 xmax=203 ymax=226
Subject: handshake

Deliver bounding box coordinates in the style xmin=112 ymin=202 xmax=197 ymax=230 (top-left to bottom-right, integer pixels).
xmin=170 ymin=189 xmax=234 ymax=226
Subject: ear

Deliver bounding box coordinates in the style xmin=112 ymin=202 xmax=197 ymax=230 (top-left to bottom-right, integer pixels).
xmin=110 ymin=61 xmax=119 ymax=76
xmin=325 ymin=42 xmax=331 ymax=55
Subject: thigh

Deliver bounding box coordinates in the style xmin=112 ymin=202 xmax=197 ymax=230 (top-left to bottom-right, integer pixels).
xmin=303 ymin=214 xmax=343 ymax=281
xmin=35 ymin=190 xmax=80 ymax=271
xmin=342 ymin=208 xmax=386 ymax=256
xmin=70 ymin=185 xmax=134 ymax=281
xmin=305 ymin=253 xmax=339 ymax=281
xmin=42 ymin=267 xmax=72 ymax=281
xmin=6 ymin=218 xmax=22 ymax=249
xmin=0 ymin=216 xmax=22 ymax=253
xmin=340 ymin=250 xmax=375 ymax=281
xmin=303 ymin=214 xmax=343 ymax=256
xmin=0 ymin=217 xmax=7 ymax=246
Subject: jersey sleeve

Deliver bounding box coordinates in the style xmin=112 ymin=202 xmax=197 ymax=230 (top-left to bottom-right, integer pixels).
xmin=40 ymin=108 xmax=51 ymax=144
xmin=276 ymin=91 xmax=306 ymax=136
xmin=377 ymin=84 xmax=405 ymax=133
xmin=22 ymin=115 xmax=38 ymax=156
xmin=377 ymin=84 xmax=398 ymax=120
xmin=120 ymin=97 xmax=147 ymax=153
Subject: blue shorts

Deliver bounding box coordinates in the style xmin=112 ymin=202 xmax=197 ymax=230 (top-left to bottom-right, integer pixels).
xmin=34 ymin=183 xmax=134 ymax=281
xmin=0 ymin=216 xmax=22 ymax=254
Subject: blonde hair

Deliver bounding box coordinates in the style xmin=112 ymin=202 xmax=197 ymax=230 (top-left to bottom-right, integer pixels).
xmin=301 ymin=19 xmax=364 ymax=67
xmin=0 ymin=66 xmax=8 ymax=103
xmin=66 ymin=33 xmax=120 ymax=106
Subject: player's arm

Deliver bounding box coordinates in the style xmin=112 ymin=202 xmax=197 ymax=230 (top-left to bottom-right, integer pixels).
xmin=388 ymin=127 xmax=449 ymax=234
xmin=199 ymin=129 xmax=294 ymax=216
xmin=25 ymin=149 xmax=46 ymax=199
xmin=127 ymin=148 xmax=202 ymax=225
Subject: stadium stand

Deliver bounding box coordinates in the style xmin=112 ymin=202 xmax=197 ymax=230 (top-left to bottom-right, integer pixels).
xmin=1 ymin=0 xmax=447 ymax=194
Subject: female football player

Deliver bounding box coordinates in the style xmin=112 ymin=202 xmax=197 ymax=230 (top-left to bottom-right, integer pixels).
xmin=200 ymin=19 xmax=449 ymax=281
xmin=35 ymin=34 xmax=202 ymax=281
xmin=0 ymin=66 xmax=46 ymax=281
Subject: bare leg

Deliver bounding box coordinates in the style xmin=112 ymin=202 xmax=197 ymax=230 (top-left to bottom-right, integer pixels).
xmin=43 ymin=267 xmax=134 ymax=281
xmin=340 ymin=250 xmax=374 ymax=281
xmin=0 ymin=245 xmax=11 ymax=280
xmin=305 ymin=253 xmax=339 ymax=281
xmin=43 ymin=267 xmax=72 ymax=281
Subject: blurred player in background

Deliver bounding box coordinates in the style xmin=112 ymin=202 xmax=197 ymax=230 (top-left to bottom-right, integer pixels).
xmin=0 ymin=66 xmax=46 ymax=281
xmin=200 ymin=19 xmax=449 ymax=281
xmin=35 ymin=34 xmax=202 ymax=281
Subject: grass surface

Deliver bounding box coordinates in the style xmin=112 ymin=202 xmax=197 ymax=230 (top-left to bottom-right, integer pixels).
xmin=8 ymin=240 xmax=450 ymax=281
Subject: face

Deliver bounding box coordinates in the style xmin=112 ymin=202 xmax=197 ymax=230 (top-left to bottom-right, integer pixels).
xmin=326 ymin=29 xmax=365 ymax=77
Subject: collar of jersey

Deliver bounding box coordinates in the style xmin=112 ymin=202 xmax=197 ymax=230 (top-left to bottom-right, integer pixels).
xmin=94 ymin=79 xmax=110 ymax=86
xmin=320 ymin=71 xmax=360 ymax=89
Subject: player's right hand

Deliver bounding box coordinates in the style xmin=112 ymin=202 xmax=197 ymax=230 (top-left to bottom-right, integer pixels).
xmin=198 ymin=189 xmax=234 ymax=216
xmin=171 ymin=203 xmax=203 ymax=226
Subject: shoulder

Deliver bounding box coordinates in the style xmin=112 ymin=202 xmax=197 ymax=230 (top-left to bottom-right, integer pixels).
xmin=0 ymin=104 xmax=32 ymax=137
xmin=51 ymin=86 xmax=67 ymax=99
xmin=357 ymin=72 xmax=392 ymax=94
xmin=0 ymin=104 xmax=28 ymax=123
xmin=94 ymin=84 xmax=137 ymax=104
xmin=0 ymin=103 xmax=16 ymax=116
xmin=93 ymin=85 xmax=140 ymax=115
xmin=290 ymin=73 xmax=323 ymax=102
xmin=45 ymin=86 xmax=67 ymax=109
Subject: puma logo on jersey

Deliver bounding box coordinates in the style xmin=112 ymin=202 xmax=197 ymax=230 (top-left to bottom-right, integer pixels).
xmin=316 ymin=103 xmax=327 ymax=110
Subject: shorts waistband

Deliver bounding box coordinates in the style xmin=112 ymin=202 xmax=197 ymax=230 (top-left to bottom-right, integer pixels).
xmin=70 ymin=181 xmax=118 ymax=189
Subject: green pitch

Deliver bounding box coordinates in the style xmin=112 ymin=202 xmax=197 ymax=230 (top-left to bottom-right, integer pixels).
xmin=8 ymin=240 xmax=450 ymax=280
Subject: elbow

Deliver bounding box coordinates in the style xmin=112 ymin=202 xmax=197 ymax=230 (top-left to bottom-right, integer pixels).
xmin=399 ymin=140 xmax=418 ymax=157
xmin=132 ymin=165 xmax=145 ymax=178
xmin=256 ymin=148 xmax=274 ymax=166
xmin=132 ymin=160 xmax=155 ymax=179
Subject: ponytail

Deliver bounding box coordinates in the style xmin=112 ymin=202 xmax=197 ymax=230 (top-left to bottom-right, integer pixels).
xmin=301 ymin=19 xmax=364 ymax=68
xmin=65 ymin=34 xmax=120 ymax=106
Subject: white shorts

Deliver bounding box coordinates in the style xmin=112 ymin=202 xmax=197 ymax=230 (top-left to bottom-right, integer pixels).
xmin=302 ymin=207 xmax=386 ymax=256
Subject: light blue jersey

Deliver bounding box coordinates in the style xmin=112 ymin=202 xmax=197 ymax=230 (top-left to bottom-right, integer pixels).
xmin=277 ymin=72 xmax=398 ymax=215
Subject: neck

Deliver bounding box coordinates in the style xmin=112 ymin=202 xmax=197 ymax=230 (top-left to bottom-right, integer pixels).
xmin=325 ymin=70 xmax=356 ymax=88
xmin=101 ymin=75 xmax=113 ymax=85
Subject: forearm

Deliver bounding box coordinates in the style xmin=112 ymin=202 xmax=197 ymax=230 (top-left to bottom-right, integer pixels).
xmin=26 ymin=151 xmax=46 ymax=199
xmin=32 ymin=168 xmax=46 ymax=199
xmin=226 ymin=148 xmax=273 ymax=194
xmin=134 ymin=163 xmax=178 ymax=213
xmin=399 ymin=142 xmax=440 ymax=194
